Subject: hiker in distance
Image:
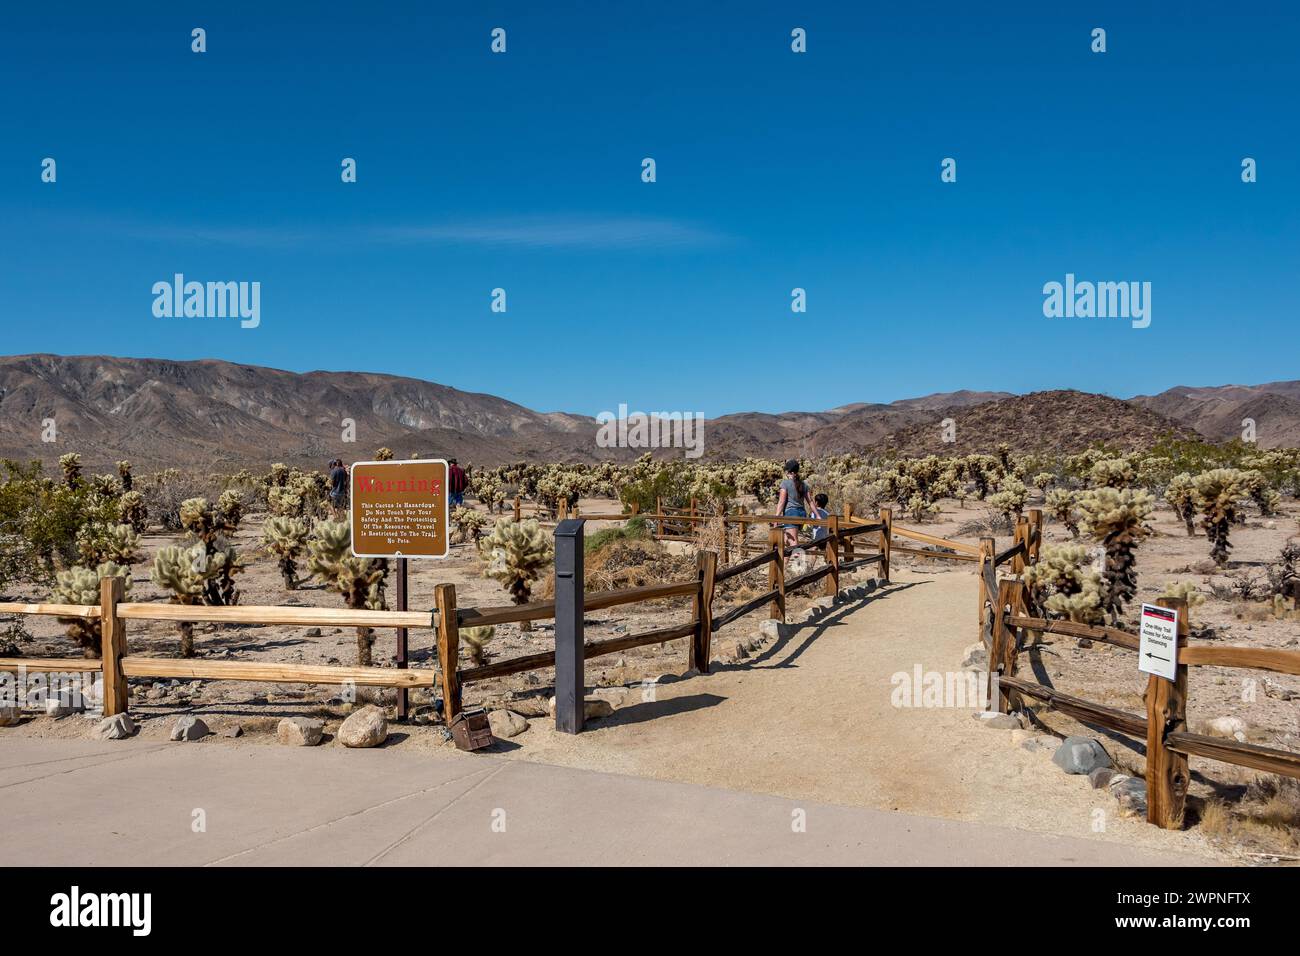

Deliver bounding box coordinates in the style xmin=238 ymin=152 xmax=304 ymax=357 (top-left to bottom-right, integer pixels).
xmin=775 ymin=458 xmax=819 ymax=549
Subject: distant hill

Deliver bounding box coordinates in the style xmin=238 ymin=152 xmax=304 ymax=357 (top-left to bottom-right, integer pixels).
xmin=875 ymin=390 xmax=1203 ymax=456
xmin=0 ymin=355 xmax=1256 ymax=472
xmin=1130 ymin=381 xmax=1300 ymax=447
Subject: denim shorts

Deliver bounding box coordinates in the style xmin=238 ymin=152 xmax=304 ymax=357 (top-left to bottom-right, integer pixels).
xmin=782 ymin=505 xmax=806 ymax=530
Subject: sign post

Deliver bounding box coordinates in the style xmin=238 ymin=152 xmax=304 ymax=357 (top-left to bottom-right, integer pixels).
xmin=350 ymin=459 xmax=451 ymax=720
xmin=1138 ymin=603 xmax=1179 ymax=681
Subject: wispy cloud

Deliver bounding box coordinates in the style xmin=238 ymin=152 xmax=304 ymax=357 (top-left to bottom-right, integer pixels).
xmin=56 ymin=214 xmax=735 ymax=252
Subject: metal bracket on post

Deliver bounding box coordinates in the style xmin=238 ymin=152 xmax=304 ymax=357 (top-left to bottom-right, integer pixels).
xmin=554 ymin=518 xmax=586 ymax=735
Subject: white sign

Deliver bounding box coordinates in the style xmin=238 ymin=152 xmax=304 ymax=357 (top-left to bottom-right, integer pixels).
xmin=1138 ymin=603 xmax=1179 ymax=681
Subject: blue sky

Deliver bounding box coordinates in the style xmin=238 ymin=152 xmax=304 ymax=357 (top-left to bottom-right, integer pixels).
xmin=1 ymin=2 xmax=1296 ymax=417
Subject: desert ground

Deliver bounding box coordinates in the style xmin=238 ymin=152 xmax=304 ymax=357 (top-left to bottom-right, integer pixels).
xmin=3 ymin=491 xmax=1299 ymax=863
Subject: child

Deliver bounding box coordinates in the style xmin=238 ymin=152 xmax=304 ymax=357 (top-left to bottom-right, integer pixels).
xmin=811 ymin=493 xmax=830 ymax=542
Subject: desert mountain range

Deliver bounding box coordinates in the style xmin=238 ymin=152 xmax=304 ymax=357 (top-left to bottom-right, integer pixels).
xmin=0 ymin=354 xmax=1295 ymax=471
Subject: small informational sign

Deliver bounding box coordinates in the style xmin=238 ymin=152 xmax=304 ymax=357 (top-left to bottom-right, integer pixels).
xmin=1138 ymin=603 xmax=1179 ymax=681
xmin=349 ymin=459 xmax=449 ymax=559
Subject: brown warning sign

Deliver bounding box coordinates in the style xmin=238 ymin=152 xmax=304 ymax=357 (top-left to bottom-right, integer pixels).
xmin=350 ymin=459 xmax=450 ymax=559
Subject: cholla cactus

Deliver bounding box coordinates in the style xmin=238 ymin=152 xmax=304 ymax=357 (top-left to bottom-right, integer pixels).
xmin=1033 ymin=472 xmax=1056 ymax=493
xmin=266 ymin=463 xmax=291 ymax=488
xmin=479 ymin=518 xmax=553 ymax=631
xmin=52 ymin=562 xmax=132 ymax=656
xmin=1191 ymin=469 xmax=1249 ymax=567
xmin=1238 ymin=469 xmax=1279 ymax=517
xmin=1075 ymin=488 xmax=1154 ymax=622
xmin=988 ymin=477 xmax=1028 ymax=523
xmin=1044 ymin=488 xmax=1079 ymax=537
xmin=119 ymin=490 xmax=148 ymax=533
xmin=307 ymin=519 xmax=387 ymax=665
xmin=473 ymin=471 xmax=505 ymax=512
xmin=905 ymin=493 xmax=939 ymax=523
xmin=216 ymin=489 xmax=243 ymax=530
xmin=151 ymin=543 xmax=240 ymax=656
xmin=116 ymin=460 xmax=133 ymax=492
xmin=59 ymin=453 xmax=82 ymax=489
xmin=179 ymin=497 xmax=238 ymax=546
xmin=1157 ymin=580 xmax=1206 ymax=608
xmin=262 ymin=515 xmax=310 ymax=588
xmin=1024 ymin=545 xmax=1103 ymax=624
xmin=460 ymin=625 xmax=495 ymax=666
xmin=268 ymin=484 xmax=308 ymax=517
xmin=374 ymin=447 xmax=394 ymax=461
xmin=1164 ymin=473 xmax=1197 ymax=536
xmin=1089 ymin=458 xmax=1135 ymax=489
xmin=77 ymin=523 xmax=141 ymax=565
xmin=452 ymin=506 xmax=489 ymax=544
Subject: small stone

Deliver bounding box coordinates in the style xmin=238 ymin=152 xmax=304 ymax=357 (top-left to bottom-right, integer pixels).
xmin=0 ymin=706 xmax=22 ymax=727
xmin=276 ymin=717 xmax=324 ymax=746
xmin=95 ymin=714 xmax=135 ymax=740
xmin=961 ymin=643 xmax=987 ymax=668
xmin=305 ymin=627 xmax=322 ymax=637
xmin=589 ymin=686 xmax=628 ymax=708
xmin=169 ymin=715 xmax=210 ymax=741
xmin=1205 ymin=716 xmax=1247 ymax=738
xmin=548 ymin=696 xmax=614 ymax=720
xmin=1088 ymin=767 xmax=1117 ymax=789
xmin=1052 ymin=736 xmax=1112 ymax=774
xmin=488 ymin=710 xmax=529 ymax=738
xmin=45 ymin=695 xmax=79 ymax=717
xmin=338 ymin=706 xmax=388 ymax=748
xmin=1113 ymin=778 xmax=1148 ymax=817
xmin=221 ymin=724 xmax=244 ymax=738
xmin=758 ymin=620 xmax=792 ymax=640
xmin=975 ymin=711 xmax=1021 ymax=730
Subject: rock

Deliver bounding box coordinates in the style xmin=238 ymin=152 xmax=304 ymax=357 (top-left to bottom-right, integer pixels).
xmin=961 ymin=643 xmax=987 ymax=668
xmin=0 ymin=706 xmax=22 ymax=727
xmin=428 ymin=725 xmax=454 ymax=743
xmin=1205 ymin=716 xmax=1247 ymax=738
xmin=758 ymin=620 xmax=792 ymax=640
xmin=1052 ymin=735 xmax=1112 ymax=774
xmin=1262 ymin=677 xmax=1299 ymax=701
xmin=974 ymin=711 xmax=1021 ymax=730
xmin=488 ymin=710 xmax=529 ymax=738
xmin=1113 ymin=778 xmax=1148 ymax=817
xmin=588 ymin=686 xmax=628 ymax=708
xmin=305 ymin=627 xmax=322 ymax=637
xmin=338 ymin=706 xmax=388 ymax=748
xmin=221 ymin=724 xmax=244 ymax=738
xmin=1088 ymin=767 xmax=1117 ymax=789
xmin=95 ymin=714 xmax=135 ymax=740
xmin=547 ymin=696 xmax=614 ymax=720
xmin=1022 ymin=735 xmax=1061 ymax=754
xmin=276 ymin=717 xmax=324 ymax=746
xmin=45 ymin=695 xmax=79 ymax=717
xmin=169 ymin=716 xmax=210 ymax=741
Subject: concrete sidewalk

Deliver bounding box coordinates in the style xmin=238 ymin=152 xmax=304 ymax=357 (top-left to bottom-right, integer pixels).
xmin=0 ymin=738 xmax=1206 ymax=866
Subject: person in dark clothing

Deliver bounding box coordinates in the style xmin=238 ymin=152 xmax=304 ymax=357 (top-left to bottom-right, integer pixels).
xmin=448 ymin=458 xmax=468 ymax=507
xmin=328 ymin=459 xmax=348 ymax=513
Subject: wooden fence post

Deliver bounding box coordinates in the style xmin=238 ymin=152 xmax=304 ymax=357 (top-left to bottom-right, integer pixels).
xmin=720 ymin=515 xmax=730 ymax=565
xmin=989 ymin=580 xmax=1014 ymax=713
xmin=1027 ymin=509 xmax=1043 ymax=565
xmin=825 ymin=516 xmax=841 ymax=597
xmin=842 ymin=508 xmax=856 ymax=568
xmin=977 ymin=537 xmax=996 ymax=646
xmin=655 ymin=496 xmax=663 ymax=541
xmin=513 ymin=496 xmax=521 ymax=522
xmin=879 ymin=507 xmax=892 ymax=583
xmin=767 ymin=528 xmax=786 ymax=621
xmin=99 ymin=575 xmax=128 ymax=717
xmin=1012 ymin=515 xmax=1029 ymax=575
xmin=435 ymin=584 xmax=461 ymax=723
xmin=692 ymin=550 xmax=718 ymax=673
xmin=1147 ymin=596 xmax=1190 ymax=829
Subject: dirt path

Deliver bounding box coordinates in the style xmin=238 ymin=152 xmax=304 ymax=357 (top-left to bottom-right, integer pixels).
xmin=503 ymin=565 xmax=1227 ymax=862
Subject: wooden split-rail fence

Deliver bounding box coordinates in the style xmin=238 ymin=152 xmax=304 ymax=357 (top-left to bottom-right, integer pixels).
xmin=0 ymin=507 xmax=892 ymax=736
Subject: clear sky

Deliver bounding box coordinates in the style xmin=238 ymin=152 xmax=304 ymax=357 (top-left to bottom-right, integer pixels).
xmin=1 ymin=2 xmax=1296 ymax=417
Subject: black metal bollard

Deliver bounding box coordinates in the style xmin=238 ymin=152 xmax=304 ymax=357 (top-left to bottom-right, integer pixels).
xmin=554 ymin=518 xmax=585 ymax=734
